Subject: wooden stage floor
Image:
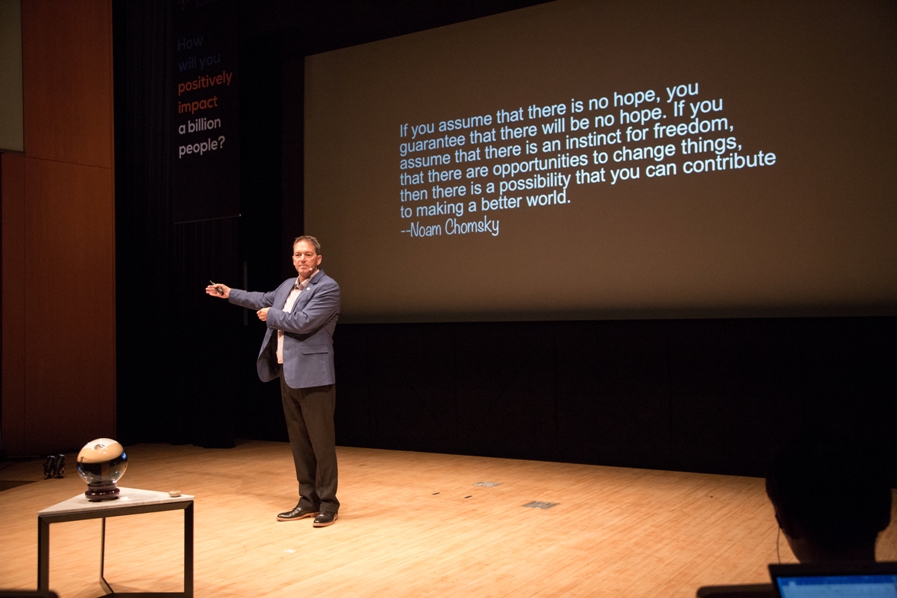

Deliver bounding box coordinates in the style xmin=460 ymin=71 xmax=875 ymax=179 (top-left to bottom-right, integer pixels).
xmin=1 ymin=441 xmax=895 ymax=597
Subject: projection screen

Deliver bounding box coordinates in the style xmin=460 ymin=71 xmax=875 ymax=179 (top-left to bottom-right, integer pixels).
xmin=305 ymin=0 xmax=897 ymax=323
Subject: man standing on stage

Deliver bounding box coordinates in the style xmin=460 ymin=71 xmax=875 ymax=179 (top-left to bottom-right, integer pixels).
xmin=205 ymin=235 xmax=340 ymax=527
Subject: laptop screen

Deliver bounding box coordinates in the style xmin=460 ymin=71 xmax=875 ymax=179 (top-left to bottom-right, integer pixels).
xmin=769 ymin=563 xmax=897 ymax=598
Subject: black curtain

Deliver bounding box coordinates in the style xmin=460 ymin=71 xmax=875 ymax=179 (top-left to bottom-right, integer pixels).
xmin=115 ymin=0 xmax=249 ymax=448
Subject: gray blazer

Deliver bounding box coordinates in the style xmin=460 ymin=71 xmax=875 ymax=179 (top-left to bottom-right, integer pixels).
xmin=228 ymin=270 xmax=340 ymax=389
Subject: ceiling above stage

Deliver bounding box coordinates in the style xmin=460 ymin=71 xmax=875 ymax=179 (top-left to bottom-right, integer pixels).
xmin=236 ymin=0 xmax=553 ymax=57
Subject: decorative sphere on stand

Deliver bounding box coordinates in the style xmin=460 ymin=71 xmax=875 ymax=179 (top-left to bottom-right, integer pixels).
xmin=76 ymin=438 xmax=128 ymax=501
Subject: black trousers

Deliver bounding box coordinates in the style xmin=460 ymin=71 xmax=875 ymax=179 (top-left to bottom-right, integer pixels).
xmin=279 ymin=374 xmax=339 ymax=513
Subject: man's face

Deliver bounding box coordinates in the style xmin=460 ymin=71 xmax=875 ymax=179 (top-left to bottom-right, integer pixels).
xmin=293 ymin=240 xmax=322 ymax=280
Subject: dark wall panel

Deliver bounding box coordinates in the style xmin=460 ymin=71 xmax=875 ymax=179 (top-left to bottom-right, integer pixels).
xmin=335 ymin=324 xmax=458 ymax=454
xmin=454 ymin=322 xmax=558 ymax=461
xmin=666 ymin=319 xmax=804 ymax=474
xmin=332 ymin=318 xmax=897 ymax=480
xmin=555 ymin=321 xmax=672 ymax=469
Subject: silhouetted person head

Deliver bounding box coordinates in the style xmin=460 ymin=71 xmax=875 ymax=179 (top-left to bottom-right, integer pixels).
xmin=766 ymin=434 xmax=892 ymax=564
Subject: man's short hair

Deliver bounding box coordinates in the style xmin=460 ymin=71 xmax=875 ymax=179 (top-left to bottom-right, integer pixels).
xmin=294 ymin=235 xmax=321 ymax=255
xmin=766 ymin=434 xmax=892 ymax=553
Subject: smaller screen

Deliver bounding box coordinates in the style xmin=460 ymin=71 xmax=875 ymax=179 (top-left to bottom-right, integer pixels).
xmin=776 ymin=574 xmax=897 ymax=598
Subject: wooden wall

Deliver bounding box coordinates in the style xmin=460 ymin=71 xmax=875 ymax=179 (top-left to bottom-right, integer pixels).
xmin=1 ymin=0 xmax=115 ymax=455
